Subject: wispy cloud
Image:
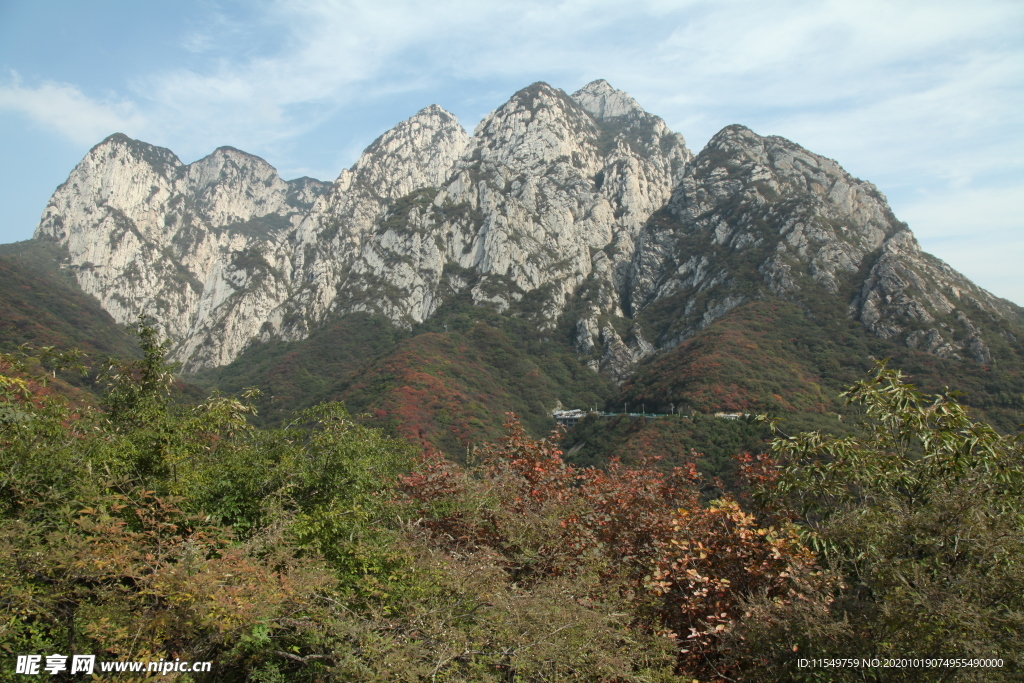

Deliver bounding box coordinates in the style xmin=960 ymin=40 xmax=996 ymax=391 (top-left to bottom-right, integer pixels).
xmin=112 ymin=0 xmax=1023 ymax=156
xmin=0 ymin=72 xmax=147 ymax=145
xmin=7 ymin=0 xmax=1022 ymax=162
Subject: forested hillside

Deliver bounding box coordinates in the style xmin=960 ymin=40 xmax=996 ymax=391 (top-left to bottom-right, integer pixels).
xmin=9 ymin=77 xmax=1024 ymax=466
xmin=0 ymin=240 xmax=138 ymax=359
xmin=2 ymin=326 xmax=1021 ymax=681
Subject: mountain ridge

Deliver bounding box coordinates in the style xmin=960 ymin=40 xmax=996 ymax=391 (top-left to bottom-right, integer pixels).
xmin=27 ymin=79 xmax=1023 ymax=398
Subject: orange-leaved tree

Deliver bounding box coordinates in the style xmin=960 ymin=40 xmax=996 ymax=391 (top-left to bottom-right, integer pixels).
xmin=398 ymin=413 xmax=825 ymax=679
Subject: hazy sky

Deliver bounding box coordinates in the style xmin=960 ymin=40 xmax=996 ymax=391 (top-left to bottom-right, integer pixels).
xmin=2 ymin=0 xmax=1021 ymax=303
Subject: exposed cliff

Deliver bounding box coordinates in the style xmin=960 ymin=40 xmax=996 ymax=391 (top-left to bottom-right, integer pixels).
xmin=327 ymin=81 xmax=690 ymax=337
xmin=35 ymin=134 xmax=329 ymax=368
xmin=32 ymin=81 xmax=1021 ymax=379
xmin=611 ymin=124 xmax=1021 ymax=371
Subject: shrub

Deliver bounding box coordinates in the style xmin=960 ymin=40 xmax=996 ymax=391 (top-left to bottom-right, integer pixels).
xmin=730 ymin=363 xmax=1024 ymax=681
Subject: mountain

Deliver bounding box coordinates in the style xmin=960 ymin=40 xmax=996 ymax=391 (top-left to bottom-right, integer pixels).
xmin=15 ymin=78 xmax=1024 ymax=449
xmin=624 ymin=124 xmax=1021 ymax=366
xmin=33 ymin=80 xmax=692 ymax=373
xmin=33 ymin=135 xmax=330 ymax=370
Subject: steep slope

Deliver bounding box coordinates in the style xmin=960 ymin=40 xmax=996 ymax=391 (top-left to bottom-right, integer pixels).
xmin=32 ymin=81 xmax=691 ymax=372
xmin=282 ymin=105 xmax=472 ymax=336
xmin=331 ymin=287 xmax=616 ymax=454
xmin=25 ymin=78 xmax=1023 ymax=413
xmin=297 ymin=80 xmax=690 ymax=336
xmin=190 ymin=312 xmax=408 ymax=426
xmin=194 ymin=292 xmax=615 ymax=453
xmin=33 ymin=134 xmax=329 ymax=369
xmin=0 ymin=240 xmax=138 ymax=359
xmin=613 ymin=125 xmax=1023 ymax=368
xmin=618 ymin=298 xmax=1024 ymax=432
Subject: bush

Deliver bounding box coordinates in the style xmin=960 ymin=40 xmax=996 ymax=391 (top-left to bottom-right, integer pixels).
xmin=398 ymin=416 xmax=824 ymax=679
xmin=0 ymin=326 xmax=414 ymax=681
xmin=6 ymin=326 xmax=1018 ymax=681
xmin=731 ymin=362 xmax=1024 ymax=681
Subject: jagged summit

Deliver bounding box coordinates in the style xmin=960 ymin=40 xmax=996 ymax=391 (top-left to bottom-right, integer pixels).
xmin=416 ymin=103 xmax=458 ymax=118
xmin=572 ymin=79 xmax=645 ymax=119
xmin=96 ymin=131 xmax=174 ymax=154
xmin=622 ymin=122 xmax=1018 ymax=365
xmin=347 ymin=103 xmax=469 ymax=197
xmin=31 ymin=80 xmax=1021 ymax=376
xmin=206 ymin=145 xmax=261 ymax=158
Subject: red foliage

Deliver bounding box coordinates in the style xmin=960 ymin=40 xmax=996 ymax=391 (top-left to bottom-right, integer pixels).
xmin=565 ymin=457 xmax=699 ymax=577
xmin=646 ymin=501 xmax=817 ymax=676
xmin=348 ymin=333 xmax=512 ymax=454
xmin=477 ymin=417 xmax=576 ymax=509
xmin=619 ymin=301 xmax=832 ymax=414
xmin=399 ymin=415 xmax=824 ymax=679
xmin=736 ymin=451 xmax=781 ymax=489
xmin=399 ymin=449 xmax=466 ymax=505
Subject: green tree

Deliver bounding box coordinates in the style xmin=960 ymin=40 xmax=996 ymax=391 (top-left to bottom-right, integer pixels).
xmin=0 ymin=324 xmax=416 ymax=682
xmin=731 ymin=363 xmax=1024 ymax=681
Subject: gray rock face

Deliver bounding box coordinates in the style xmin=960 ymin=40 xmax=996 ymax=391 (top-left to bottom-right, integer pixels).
xmin=617 ymin=124 xmax=899 ymax=348
xmin=35 ymin=134 xmax=329 ymax=368
xmin=850 ymin=229 xmax=1017 ymax=363
xmin=618 ymin=124 xmax=1020 ymax=363
xmin=285 ymin=104 xmax=472 ymax=336
xmin=325 ymin=81 xmax=690 ymax=336
xmin=33 ymin=83 xmax=1020 ymax=377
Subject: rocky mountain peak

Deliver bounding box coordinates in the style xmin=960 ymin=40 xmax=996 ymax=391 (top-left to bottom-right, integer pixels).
xmin=572 ymin=79 xmax=645 ymax=120
xmin=37 ymin=134 xmax=184 ymax=246
xmin=186 ymin=146 xmax=292 ymax=227
xmin=274 ymin=104 xmax=473 ymax=341
xmin=622 ymin=122 xmax=1019 ymax=367
xmin=93 ymin=133 xmax=184 ymax=181
xmin=30 ymin=81 xmax=1020 ymax=377
xmin=628 ymin=123 xmax=904 ymax=325
xmin=471 ymin=81 xmax=601 ymax=174
xmin=679 ymin=124 xmax=896 ymax=257
xmin=285 ymin=176 xmax=330 ymax=211
xmin=349 ymin=104 xmax=470 ymax=201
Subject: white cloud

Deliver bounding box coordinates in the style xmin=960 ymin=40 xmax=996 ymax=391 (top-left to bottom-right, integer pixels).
xmin=7 ymin=0 xmax=1023 ymax=163
xmin=57 ymin=0 xmax=1013 ymax=177
xmin=0 ymin=73 xmax=147 ymax=145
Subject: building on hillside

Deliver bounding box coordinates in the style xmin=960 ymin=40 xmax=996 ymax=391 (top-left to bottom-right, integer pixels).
xmin=552 ymin=409 xmax=587 ymax=427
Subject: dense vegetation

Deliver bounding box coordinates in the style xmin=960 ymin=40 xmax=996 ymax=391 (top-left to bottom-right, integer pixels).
xmin=3 ymin=325 xmax=1022 ymax=681
xmin=622 ymin=299 xmax=1024 ymax=432
xmin=196 ymin=295 xmax=615 ymax=456
xmin=196 ymin=294 xmax=1024 ymax=476
xmin=0 ymin=241 xmax=138 ymax=360
xmin=5 ymin=237 xmax=1022 ymax=467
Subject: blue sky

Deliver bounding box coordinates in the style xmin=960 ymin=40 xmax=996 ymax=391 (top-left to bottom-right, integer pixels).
xmin=2 ymin=0 xmax=1022 ymax=304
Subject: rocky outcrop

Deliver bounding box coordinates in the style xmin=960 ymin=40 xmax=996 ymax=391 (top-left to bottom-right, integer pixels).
xmin=326 ymin=81 xmax=690 ymax=335
xmin=280 ymin=105 xmax=472 ymax=338
xmin=850 ymin=229 xmax=1019 ymax=363
xmin=35 ymin=135 xmax=328 ymax=367
xmin=616 ymin=124 xmax=1021 ymax=363
xmin=33 ymin=83 xmax=1020 ymax=376
xmin=626 ymin=125 xmax=897 ymax=332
